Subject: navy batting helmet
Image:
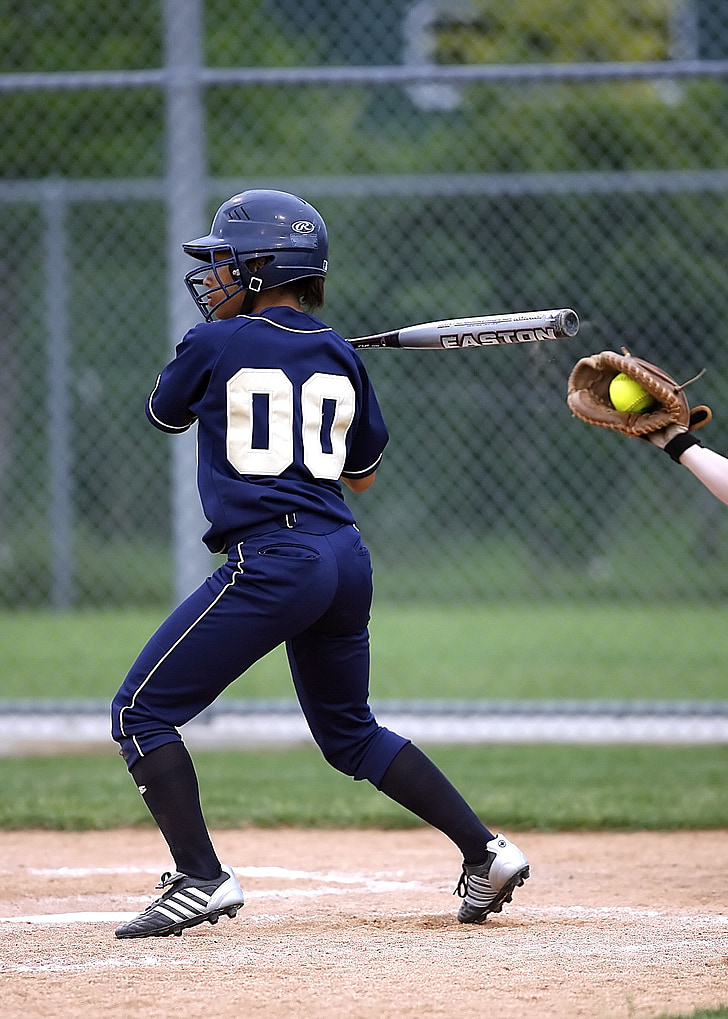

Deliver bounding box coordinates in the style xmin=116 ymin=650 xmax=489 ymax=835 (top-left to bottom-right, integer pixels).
xmin=182 ymin=189 xmax=328 ymax=320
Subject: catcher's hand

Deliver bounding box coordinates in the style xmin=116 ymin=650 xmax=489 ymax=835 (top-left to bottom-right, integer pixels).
xmin=567 ymin=348 xmax=712 ymax=438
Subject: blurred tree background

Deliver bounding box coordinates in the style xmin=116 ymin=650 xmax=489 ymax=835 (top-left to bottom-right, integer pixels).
xmin=1 ymin=0 xmax=728 ymax=606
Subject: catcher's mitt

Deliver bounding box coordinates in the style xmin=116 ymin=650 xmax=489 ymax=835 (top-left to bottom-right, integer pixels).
xmin=567 ymin=348 xmax=712 ymax=437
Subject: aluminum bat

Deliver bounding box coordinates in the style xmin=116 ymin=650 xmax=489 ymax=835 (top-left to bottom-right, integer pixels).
xmin=347 ymin=308 xmax=579 ymax=349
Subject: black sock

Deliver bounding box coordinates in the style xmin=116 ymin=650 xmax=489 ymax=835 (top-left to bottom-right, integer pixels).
xmin=130 ymin=741 xmax=222 ymax=881
xmin=377 ymin=743 xmax=494 ymax=864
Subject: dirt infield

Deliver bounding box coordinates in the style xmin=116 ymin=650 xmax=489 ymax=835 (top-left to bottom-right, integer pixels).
xmin=0 ymin=829 xmax=726 ymax=1019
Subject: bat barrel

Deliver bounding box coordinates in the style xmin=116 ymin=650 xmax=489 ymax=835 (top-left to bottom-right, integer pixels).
xmin=556 ymin=309 xmax=580 ymax=337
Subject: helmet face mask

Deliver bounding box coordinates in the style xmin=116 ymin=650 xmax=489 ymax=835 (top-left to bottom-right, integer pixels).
xmin=184 ymin=248 xmax=246 ymax=321
xmin=183 ymin=190 xmax=328 ymax=321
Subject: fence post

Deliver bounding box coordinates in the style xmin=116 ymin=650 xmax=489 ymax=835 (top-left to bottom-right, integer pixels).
xmin=44 ymin=179 xmax=74 ymax=609
xmin=163 ymin=0 xmax=211 ymax=602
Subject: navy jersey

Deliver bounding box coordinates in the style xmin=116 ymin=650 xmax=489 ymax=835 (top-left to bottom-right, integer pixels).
xmin=146 ymin=306 xmax=388 ymax=552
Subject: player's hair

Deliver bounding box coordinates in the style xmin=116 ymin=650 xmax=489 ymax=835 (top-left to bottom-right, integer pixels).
xmin=296 ymin=277 xmax=325 ymax=311
xmin=247 ymin=257 xmax=324 ymax=311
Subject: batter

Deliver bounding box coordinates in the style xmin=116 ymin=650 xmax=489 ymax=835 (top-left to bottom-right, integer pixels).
xmin=111 ymin=189 xmax=529 ymax=939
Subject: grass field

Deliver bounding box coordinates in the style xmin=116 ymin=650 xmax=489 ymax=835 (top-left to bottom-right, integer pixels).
xmin=2 ymin=601 xmax=728 ymax=701
xmin=0 ymin=742 xmax=725 ymax=831
xmin=0 ymin=601 xmax=726 ymax=834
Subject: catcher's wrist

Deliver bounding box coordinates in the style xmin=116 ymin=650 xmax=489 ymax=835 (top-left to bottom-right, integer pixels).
xmin=664 ymin=431 xmax=703 ymax=463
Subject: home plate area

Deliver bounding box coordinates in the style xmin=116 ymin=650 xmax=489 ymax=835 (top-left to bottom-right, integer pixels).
xmin=0 ymin=828 xmax=726 ymax=1019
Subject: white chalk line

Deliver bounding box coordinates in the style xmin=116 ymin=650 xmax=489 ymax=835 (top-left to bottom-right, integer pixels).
xmin=2 ymin=870 xmax=728 ymax=936
xmin=0 ymin=864 xmax=426 ymax=928
xmin=4 ymin=955 xmax=190 ymax=974
xmin=23 ymin=863 xmax=416 ymax=884
xmin=5 ymin=864 xmax=728 ymax=930
xmin=16 ymin=863 xmax=422 ymax=900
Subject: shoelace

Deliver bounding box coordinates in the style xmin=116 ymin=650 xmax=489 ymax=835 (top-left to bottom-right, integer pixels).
xmin=155 ymin=871 xmax=183 ymax=891
xmin=453 ymin=868 xmax=468 ymax=899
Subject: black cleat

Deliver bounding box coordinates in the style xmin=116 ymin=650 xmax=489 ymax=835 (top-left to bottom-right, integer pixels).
xmin=115 ymin=864 xmax=244 ymax=939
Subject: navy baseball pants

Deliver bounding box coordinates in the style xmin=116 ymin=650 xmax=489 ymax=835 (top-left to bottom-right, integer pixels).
xmin=111 ymin=523 xmax=408 ymax=783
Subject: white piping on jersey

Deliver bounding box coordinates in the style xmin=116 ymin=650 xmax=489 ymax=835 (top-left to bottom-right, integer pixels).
xmin=237 ymin=314 xmax=334 ymax=337
xmin=147 ymin=375 xmax=194 ymax=432
xmin=118 ymin=543 xmax=246 ymax=759
xmin=341 ymin=451 xmax=384 ymax=478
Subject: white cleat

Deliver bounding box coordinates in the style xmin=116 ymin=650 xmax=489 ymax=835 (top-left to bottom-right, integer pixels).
xmin=454 ymin=834 xmax=530 ymax=924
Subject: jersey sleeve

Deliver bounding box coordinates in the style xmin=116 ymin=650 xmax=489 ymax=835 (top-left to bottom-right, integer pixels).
xmin=145 ymin=323 xmax=214 ymax=433
xmin=341 ymin=359 xmax=389 ymax=479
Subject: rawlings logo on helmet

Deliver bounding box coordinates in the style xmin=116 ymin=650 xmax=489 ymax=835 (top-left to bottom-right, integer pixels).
xmin=291 ymin=220 xmax=315 ymax=234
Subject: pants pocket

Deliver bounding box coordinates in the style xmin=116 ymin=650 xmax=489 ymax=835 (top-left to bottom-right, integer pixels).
xmin=257 ymin=542 xmax=320 ymax=561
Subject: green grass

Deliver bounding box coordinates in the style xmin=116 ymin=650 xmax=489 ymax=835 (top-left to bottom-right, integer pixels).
xmin=657 ymin=1011 xmax=728 ymax=1019
xmin=2 ymin=601 xmax=728 ymax=701
xmin=0 ymin=743 xmax=724 ymax=831
xmin=1 ymin=603 xmax=725 ymax=834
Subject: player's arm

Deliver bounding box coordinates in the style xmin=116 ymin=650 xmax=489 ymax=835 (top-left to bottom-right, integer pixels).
xmin=146 ymin=323 xmax=213 ymax=432
xmin=146 ymin=373 xmax=196 ymax=432
xmin=649 ymin=426 xmax=728 ymax=506
xmin=675 ymin=444 xmax=728 ymax=506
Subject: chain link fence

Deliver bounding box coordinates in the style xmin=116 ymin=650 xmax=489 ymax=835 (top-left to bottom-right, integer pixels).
xmin=2 ymin=0 xmax=728 ymax=608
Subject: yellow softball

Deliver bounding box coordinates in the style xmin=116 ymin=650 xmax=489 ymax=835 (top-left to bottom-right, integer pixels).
xmin=609 ymin=373 xmax=656 ymax=414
